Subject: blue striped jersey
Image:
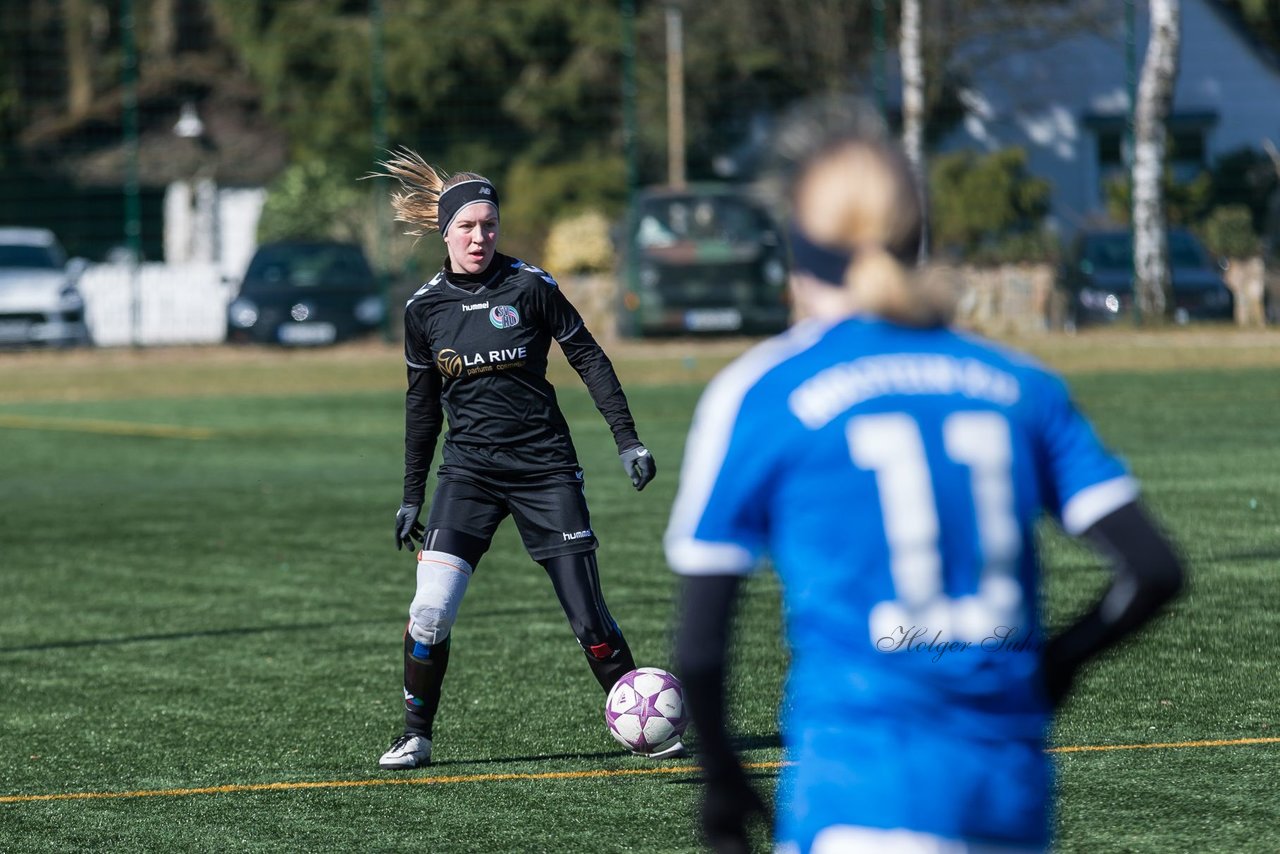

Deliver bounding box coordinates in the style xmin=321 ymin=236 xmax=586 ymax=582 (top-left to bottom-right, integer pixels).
xmin=666 ymin=316 xmax=1136 ymax=738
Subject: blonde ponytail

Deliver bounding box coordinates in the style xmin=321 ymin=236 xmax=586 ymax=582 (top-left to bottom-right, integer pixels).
xmin=795 ymin=140 xmax=952 ymax=327
xmin=842 ymin=247 xmax=954 ymax=327
xmin=371 ymin=147 xmax=489 ymax=238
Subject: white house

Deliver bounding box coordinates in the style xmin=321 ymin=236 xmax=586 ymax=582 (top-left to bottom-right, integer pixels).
xmin=920 ymin=0 xmax=1280 ymax=234
xmin=23 ymin=91 xmax=287 ymax=345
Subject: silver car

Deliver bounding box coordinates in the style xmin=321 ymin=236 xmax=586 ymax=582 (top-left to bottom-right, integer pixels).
xmin=0 ymin=227 xmax=92 ymax=347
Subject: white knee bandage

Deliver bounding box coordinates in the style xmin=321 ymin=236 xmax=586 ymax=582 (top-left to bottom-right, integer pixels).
xmin=408 ymin=550 xmax=473 ymax=646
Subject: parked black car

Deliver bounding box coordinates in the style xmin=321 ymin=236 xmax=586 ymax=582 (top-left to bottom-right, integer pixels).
xmin=617 ymin=185 xmax=789 ymax=337
xmin=1057 ymin=228 xmax=1234 ymax=328
xmin=226 ymin=241 xmax=385 ymax=345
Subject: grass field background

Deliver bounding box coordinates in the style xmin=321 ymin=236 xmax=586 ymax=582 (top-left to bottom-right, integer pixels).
xmin=2 ymin=329 xmax=1279 ymax=852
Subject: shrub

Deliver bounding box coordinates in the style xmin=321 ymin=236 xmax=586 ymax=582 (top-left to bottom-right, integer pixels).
xmin=543 ymin=210 xmax=615 ymax=275
xmin=929 ymin=147 xmax=1051 ymax=260
xmin=967 ymin=228 xmax=1063 ymax=267
xmin=1103 ymin=168 xmax=1213 ymax=226
xmin=1198 ymin=204 xmax=1261 ymax=258
xmin=501 ymin=151 xmax=627 ymax=261
xmin=1209 ymin=147 xmax=1278 ymax=234
xmin=258 ymin=158 xmax=367 ymax=245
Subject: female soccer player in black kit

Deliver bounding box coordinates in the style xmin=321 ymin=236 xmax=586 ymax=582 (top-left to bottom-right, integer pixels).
xmin=373 ymin=150 xmax=660 ymax=770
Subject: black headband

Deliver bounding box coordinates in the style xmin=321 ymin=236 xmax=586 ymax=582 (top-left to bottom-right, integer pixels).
xmin=438 ymin=179 xmax=500 ymax=235
xmin=788 ymin=224 xmax=854 ymax=287
xmin=788 ymin=221 xmax=923 ymax=287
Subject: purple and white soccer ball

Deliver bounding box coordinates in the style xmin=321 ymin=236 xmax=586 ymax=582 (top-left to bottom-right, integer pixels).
xmin=605 ymin=666 xmax=689 ymax=754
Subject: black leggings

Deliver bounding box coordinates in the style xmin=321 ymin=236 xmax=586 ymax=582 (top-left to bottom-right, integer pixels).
xmin=542 ymin=551 xmax=622 ymax=649
xmin=422 ymin=529 xmax=623 ymax=649
xmin=417 ymin=529 xmax=636 ymax=690
xmin=540 ymin=550 xmax=637 ymax=690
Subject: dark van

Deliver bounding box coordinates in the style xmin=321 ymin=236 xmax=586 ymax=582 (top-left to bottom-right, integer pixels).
xmin=617 ymin=186 xmax=789 ymax=337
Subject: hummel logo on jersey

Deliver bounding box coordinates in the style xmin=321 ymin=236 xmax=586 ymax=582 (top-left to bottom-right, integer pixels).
xmin=562 ymin=529 xmax=593 ymax=541
xmin=462 ymin=301 xmax=490 ymax=312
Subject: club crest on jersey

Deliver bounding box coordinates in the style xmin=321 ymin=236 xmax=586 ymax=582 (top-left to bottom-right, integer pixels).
xmin=436 ymin=348 xmax=464 ymax=378
xmin=489 ymin=305 xmax=520 ymax=329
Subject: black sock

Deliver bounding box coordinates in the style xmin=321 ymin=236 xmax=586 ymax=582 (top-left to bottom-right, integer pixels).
xmin=403 ymin=632 xmax=450 ymax=738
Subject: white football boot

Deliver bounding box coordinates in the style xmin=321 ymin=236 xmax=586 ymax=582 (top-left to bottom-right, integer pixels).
xmin=639 ymin=740 xmax=686 ymax=760
xmin=378 ymin=733 xmax=432 ymax=769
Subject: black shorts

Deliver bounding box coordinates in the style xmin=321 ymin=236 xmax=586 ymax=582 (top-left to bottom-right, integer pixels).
xmin=425 ymin=468 xmax=598 ymax=561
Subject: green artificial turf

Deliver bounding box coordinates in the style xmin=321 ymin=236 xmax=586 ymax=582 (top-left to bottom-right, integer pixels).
xmin=2 ymin=337 xmax=1278 ymax=852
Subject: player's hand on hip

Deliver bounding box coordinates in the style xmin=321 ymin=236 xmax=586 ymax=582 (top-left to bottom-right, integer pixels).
xmin=620 ymin=444 xmax=657 ymax=491
xmin=1041 ymin=637 xmax=1080 ymax=708
xmin=701 ymin=764 xmax=769 ymax=854
xmin=395 ymin=503 xmax=424 ymax=551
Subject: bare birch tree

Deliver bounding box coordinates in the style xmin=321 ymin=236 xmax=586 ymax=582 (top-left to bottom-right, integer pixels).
xmin=1133 ymin=0 xmax=1181 ymax=321
xmin=900 ymin=0 xmax=927 ymax=260
xmin=900 ymin=0 xmax=924 ymax=173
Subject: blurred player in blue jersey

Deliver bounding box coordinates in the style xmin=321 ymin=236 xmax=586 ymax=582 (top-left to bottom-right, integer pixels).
xmin=667 ymin=107 xmax=1184 ymax=854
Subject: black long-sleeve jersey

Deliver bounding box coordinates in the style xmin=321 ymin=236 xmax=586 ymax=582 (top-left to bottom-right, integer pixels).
xmin=401 ymin=253 xmax=640 ymax=505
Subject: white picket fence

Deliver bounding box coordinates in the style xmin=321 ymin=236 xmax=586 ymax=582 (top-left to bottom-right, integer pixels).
xmin=79 ymin=262 xmax=232 ymax=347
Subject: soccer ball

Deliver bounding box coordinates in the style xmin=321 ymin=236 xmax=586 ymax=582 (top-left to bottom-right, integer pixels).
xmin=605 ymin=667 xmax=688 ymax=754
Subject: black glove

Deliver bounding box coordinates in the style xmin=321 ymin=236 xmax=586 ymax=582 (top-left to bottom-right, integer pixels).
xmin=619 ymin=444 xmax=657 ymax=491
xmin=1041 ymin=637 xmax=1080 ymax=709
xmin=701 ymin=764 xmax=769 ymax=854
xmin=395 ymin=503 xmax=424 ymax=551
